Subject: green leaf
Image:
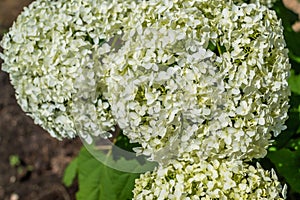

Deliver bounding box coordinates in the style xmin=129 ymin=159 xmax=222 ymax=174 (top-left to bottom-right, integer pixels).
xmin=63 ymin=157 xmax=78 ymax=187
xmin=287 ymin=138 xmax=300 ymax=151
xmin=75 ymin=147 xmax=147 ymax=200
xmin=207 ymin=41 xmax=216 ymax=52
xmin=273 ymin=1 xmax=300 ymax=59
xmin=114 ymin=131 xmax=141 ymax=153
xmin=289 ymin=51 xmax=300 ymax=64
xmin=268 ymin=148 xmax=300 ymax=193
xmin=288 ymin=70 xmax=300 ymax=95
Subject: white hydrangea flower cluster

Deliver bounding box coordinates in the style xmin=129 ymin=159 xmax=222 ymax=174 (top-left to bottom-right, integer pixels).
xmin=133 ymin=158 xmax=287 ymax=200
xmin=0 ymin=0 xmax=136 ymax=139
xmin=105 ymin=0 xmax=290 ymax=162
xmin=1 ymin=0 xmax=289 ymax=199
xmin=129 ymin=1 xmax=289 ymax=199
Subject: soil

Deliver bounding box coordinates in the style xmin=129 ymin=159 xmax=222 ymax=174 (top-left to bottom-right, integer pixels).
xmin=0 ymin=1 xmax=82 ymax=199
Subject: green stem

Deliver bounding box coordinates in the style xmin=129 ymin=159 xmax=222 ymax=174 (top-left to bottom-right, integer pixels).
xmin=105 ymin=125 xmax=121 ymax=159
xmin=216 ymin=42 xmax=222 ymax=55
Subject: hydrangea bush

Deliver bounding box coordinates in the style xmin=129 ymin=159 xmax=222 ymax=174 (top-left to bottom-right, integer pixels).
xmin=1 ymin=0 xmax=295 ymax=199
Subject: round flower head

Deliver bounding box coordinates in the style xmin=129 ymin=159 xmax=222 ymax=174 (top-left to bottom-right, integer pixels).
xmin=133 ymin=158 xmax=287 ymax=199
xmin=0 ymin=0 xmax=137 ymax=140
xmin=105 ymin=0 xmax=290 ymax=162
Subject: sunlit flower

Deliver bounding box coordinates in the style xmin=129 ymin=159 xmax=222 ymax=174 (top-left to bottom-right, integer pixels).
xmin=133 ymin=158 xmax=287 ymax=200
xmin=0 ymin=0 xmax=136 ymax=139
xmin=104 ymin=0 xmax=290 ymax=162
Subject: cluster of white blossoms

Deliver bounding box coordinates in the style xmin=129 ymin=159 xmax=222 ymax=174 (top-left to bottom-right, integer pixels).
xmin=114 ymin=0 xmax=289 ymax=199
xmin=1 ymin=0 xmax=290 ymax=199
xmin=0 ymin=0 xmax=137 ymax=139
xmin=105 ymin=0 xmax=290 ymax=162
xmin=133 ymin=157 xmax=287 ymax=199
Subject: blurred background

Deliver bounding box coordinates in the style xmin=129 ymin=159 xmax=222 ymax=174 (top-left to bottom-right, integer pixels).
xmin=0 ymin=1 xmax=81 ymax=199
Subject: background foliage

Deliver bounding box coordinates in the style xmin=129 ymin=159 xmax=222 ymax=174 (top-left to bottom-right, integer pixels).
xmin=63 ymin=131 xmax=156 ymax=200
xmin=63 ymin=147 xmax=142 ymax=200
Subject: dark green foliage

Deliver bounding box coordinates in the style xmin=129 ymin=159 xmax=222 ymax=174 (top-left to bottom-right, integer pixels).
xmin=63 ymin=147 xmax=150 ymax=200
xmin=268 ymin=148 xmax=300 ymax=193
xmin=114 ymin=131 xmax=141 ymax=153
xmin=273 ymin=1 xmax=300 ymax=62
xmin=288 ymin=70 xmax=300 ymax=95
